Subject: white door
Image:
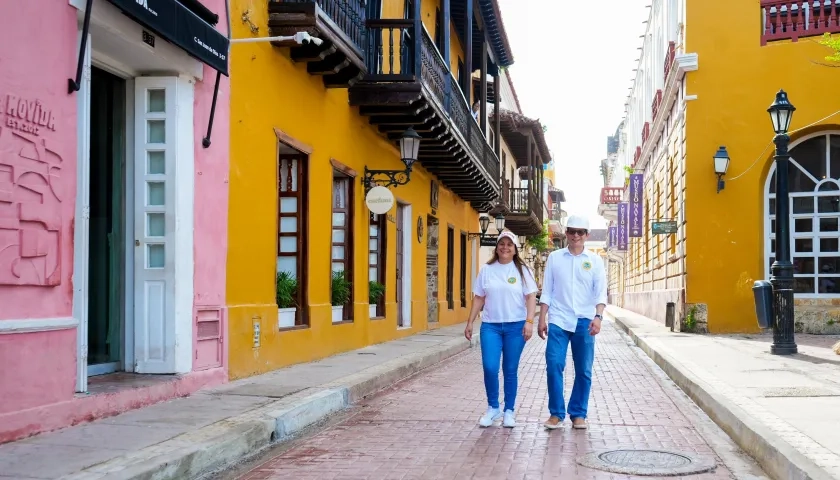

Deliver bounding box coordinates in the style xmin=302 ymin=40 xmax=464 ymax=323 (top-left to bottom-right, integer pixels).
xmin=133 ymin=77 xmax=178 ymax=373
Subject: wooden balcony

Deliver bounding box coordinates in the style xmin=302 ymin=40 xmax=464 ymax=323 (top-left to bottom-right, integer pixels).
xmin=632 ymin=146 xmax=641 ymax=167
xmin=505 ymin=187 xmax=542 ymax=236
xmin=641 ymin=122 xmax=651 ymax=146
xmin=761 ymin=1 xmax=840 ymax=45
xmin=600 ymin=187 xmax=622 ymax=205
xmin=651 ymin=89 xmax=663 ymax=121
xmin=664 ymin=41 xmax=676 ymax=81
xmin=348 ymin=20 xmax=501 ymax=210
xmin=268 ymin=0 xmax=367 ymax=87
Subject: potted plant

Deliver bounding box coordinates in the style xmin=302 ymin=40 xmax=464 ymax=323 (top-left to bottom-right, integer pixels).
xmin=368 ymin=281 xmax=385 ymax=318
xmin=331 ymin=270 xmax=351 ymax=323
xmin=276 ymin=271 xmax=298 ymax=328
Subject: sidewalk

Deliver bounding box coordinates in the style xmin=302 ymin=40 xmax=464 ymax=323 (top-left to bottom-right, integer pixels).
xmin=0 ymin=322 xmax=478 ymax=480
xmin=608 ymin=305 xmax=840 ymax=480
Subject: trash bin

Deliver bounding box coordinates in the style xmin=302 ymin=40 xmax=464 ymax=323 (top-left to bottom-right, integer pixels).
xmin=753 ymin=280 xmax=774 ymax=329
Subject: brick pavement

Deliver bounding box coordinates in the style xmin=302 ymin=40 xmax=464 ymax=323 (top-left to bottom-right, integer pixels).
xmin=229 ymin=320 xmax=760 ymax=480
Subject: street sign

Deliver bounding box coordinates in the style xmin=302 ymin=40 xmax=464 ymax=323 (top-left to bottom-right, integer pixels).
xmin=652 ymin=220 xmax=678 ymax=235
xmin=479 ymin=236 xmax=498 ymax=247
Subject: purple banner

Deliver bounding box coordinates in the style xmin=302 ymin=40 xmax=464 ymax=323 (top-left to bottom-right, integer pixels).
xmin=618 ymin=203 xmax=628 ymax=251
xmin=629 ymin=173 xmax=644 ymax=237
xmin=608 ymin=226 xmax=617 ymax=249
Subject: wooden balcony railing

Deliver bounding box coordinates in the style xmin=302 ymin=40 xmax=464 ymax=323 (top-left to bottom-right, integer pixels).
xmin=652 ymin=89 xmax=663 ymax=121
xmin=664 ymin=41 xmax=676 ymax=81
xmin=642 ymin=122 xmax=651 ymax=145
xmin=600 ymin=187 xmax=622 ymax=205
xmin=633 ymin=146 xmax=642 ymax=167
xmin=509 ymin=187 xmax=542 ymax=222
xmin=364 ymin=21 xmax=499 ymax=183
xmin=282 ymin=0 xmax=367 ymax=52
xmin=761 ymin=0 xmax=840 ymax=45
xmin=501 ymin=179 xmax=510 ymax=208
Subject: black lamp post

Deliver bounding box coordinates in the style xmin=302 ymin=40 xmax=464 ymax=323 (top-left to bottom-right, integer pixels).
xmin=768 ymin=89 xmax=798 ymax=355
xmin=363 ymin=127 xmax=422 ymax=193
xmin=469 ymin=213 xmax=505 ymax=240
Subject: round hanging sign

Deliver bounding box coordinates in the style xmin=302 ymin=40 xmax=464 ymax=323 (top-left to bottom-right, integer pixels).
xmin=365 ymin=186 xmax=395 ymax=214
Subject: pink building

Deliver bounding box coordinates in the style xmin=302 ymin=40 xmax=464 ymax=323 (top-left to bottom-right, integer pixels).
xmin=0 ymin=0 xmax=230 ymax=443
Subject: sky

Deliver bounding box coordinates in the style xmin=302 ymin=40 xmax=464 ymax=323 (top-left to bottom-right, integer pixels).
xmin=496 ymin=0 xmax=650 ymax=229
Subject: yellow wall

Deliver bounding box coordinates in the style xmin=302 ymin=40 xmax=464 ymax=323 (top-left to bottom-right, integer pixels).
xmin=227 ymin=0 xmax=478 ymax=379
xmin=683 ymin=0 xmax=840 ymax=332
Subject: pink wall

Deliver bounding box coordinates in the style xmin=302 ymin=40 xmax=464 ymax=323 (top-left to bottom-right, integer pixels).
xmin=0 ymin=0 xmax=79 ymax=415
xmin=0 ymin=0 xmax=78 ymax=320
xmin=191 ymin=0 xmax=230 ymax=372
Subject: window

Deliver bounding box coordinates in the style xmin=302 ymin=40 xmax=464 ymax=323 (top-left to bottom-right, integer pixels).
xmin=447 ymin=226 xmax=454 ymax=309
xmin=766 ymin=133 xmax=840 ymax=295
xmin=434 ymin=8 xmax=444 ymax=53
xmin=332 ymin=174 xmax=354 ymax=320
xmin=369 ymin=213 xmax=387 ymax=317
xmin=460 ymin=232 xmax=467 ymax=308
xmin=277 ymin=148 xmax=309 ymax=326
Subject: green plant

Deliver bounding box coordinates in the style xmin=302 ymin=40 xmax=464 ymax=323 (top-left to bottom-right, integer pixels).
xmin=276 ymin=271 xmax=298 ymax=309
xmin=818 ymin=33 xmax=840 ymax=63
xmin=331 ymin=270 xmax=352 ymax=306
xmin=685 ymin=305 xmax=697 ymax=332
xmin=525 ymin=221 xmax=550 ymax=252
xmin=369 ymin=281 xmax=385 ymax=304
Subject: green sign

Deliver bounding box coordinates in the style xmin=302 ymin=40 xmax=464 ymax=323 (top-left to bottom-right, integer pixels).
xmin=652 ymin=220 xmax=678 ymax=235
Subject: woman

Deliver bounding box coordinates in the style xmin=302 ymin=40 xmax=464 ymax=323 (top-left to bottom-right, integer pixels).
xmin=465 ymin=230 xmax=538 ymax=428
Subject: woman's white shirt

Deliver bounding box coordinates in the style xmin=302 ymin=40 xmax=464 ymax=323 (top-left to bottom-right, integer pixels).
xmin=472 ymin=261 xmax=538 ymax=323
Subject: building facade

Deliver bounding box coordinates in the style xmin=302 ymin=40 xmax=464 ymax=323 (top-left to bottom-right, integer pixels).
xmin=0 ymin=0 xmax=231 ymax=442
xmin=226 ymin=0 xmax=514 ymax=379
xmin=600 ymin=0 xmax=840 ymax=334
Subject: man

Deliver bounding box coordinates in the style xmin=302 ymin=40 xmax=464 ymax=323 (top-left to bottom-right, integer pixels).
xmin=537 ymin=214 xmax=607 ymax=430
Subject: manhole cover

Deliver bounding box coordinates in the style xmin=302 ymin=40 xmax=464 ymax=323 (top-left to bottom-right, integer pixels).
xmin=577 ymin=449 xmax=716 ymax=476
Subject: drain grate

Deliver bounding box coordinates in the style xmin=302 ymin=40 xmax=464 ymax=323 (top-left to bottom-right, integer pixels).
xmin=577 ymin=449 xmax=716 ymax=476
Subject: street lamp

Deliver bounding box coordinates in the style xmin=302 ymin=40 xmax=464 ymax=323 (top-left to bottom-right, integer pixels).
xmin=552 ymin=237 xmax=562 ymax=249
xmin=495 ymin=214 xmax=505 ymax=232
xmin=478 ymin=215 xmax=490 ymax=236
xmin=767 ymin=89 xmax=798 ymax=355
xmin=713 ymin=146 xmax=730 ymax=193
xmin=363 ymin=127 xmax=422 ymax=193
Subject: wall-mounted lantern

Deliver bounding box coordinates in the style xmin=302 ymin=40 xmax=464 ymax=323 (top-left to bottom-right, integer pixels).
xmin=469 ymin=214 xmax=506 ymax=241
xmin=713 ymin=146 xmax=730 ymax=193
xmin=363 ymin=127 xmax=422 ymax=194
xmin=552 ymin=237 xmax=562 ymax=249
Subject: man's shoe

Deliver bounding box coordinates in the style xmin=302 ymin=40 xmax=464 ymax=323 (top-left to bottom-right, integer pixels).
xmin=543 ymin=415 xmax=562 ymax=430
xmin=502 ymin=410 xmax=516 ymax=428
xmin=479 ymin=407 xmax=502 ymax=427
xmin=571 ymin=417 xmax=587 ymax=429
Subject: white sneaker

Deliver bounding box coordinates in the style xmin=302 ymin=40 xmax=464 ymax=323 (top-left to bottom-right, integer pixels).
xmin=503 ymin=410 xmax=516 ymax=428
xmin=478 ymin=407 xmax=502 ymax=427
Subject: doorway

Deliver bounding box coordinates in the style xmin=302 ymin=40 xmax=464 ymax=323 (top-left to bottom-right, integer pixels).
xmin=87 ymin=66 xmax=127 ymax=376
xmin=426 ymin=215 xmax=439 ymax=324
xmin=396 ymin=204 xmax=405 ymax=327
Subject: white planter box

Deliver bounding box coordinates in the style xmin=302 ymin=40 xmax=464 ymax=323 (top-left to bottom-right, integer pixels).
xmin=278 ymin=307 xmax=296 ymax=328
xmin=369 ymin=304 xmax=378 ymax=318
xmin=332 ymin=305 xmax=344 ymax=323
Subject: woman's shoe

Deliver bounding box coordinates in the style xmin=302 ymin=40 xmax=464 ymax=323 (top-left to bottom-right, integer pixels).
xmin=479 ymin=407 xmax=502 ymax=427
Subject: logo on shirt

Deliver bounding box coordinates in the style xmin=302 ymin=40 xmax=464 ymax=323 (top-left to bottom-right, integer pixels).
xmin=507 ymin=277 xmax=517 ymax=284
xmin=582 ymin=261 xmax=592 ymax=271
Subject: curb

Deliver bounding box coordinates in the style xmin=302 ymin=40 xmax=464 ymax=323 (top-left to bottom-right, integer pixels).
xmin=66 ymin=333 xmax=478 ymax=480
xmin=608 ymin=310 xmax=833 ymax=480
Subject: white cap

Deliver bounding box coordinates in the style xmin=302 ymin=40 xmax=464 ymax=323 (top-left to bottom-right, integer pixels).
xmin=496 ymin=230 xmax=520 ymax=249
xmin=566 ymin=214 xmax=590 ymax=230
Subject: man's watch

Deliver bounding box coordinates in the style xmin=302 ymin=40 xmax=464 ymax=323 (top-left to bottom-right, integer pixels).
xmin=594 ymin=314 xmax=602 ymax=320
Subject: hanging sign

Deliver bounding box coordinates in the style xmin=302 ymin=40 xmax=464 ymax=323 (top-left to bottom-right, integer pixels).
xmin=629 ymin=173 xmax=644 ymax=237
xmin=365 ymin=186 xmax=394 ymax=214
xmin=618 ymin=203 xmax=629 ymax=251
xmin=608 ymin=226 xmax=617 ymax=249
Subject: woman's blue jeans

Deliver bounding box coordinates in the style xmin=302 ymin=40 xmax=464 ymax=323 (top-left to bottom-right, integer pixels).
xmin=479 ymin=321 xmax=526 ymax=412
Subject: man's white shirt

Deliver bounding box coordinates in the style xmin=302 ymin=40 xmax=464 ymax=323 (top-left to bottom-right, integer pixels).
xmin=539 ymin=248 xmax=608 ymax=333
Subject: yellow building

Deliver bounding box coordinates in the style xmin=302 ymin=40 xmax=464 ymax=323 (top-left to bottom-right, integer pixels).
xmin=600 ymin=0 xmax=840 ymax=334
xmin=226 ymin=0 xmax=515 ymax=378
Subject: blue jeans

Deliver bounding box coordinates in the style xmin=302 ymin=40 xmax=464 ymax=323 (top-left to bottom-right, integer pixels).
xmin=545 ymin=319 xmax=595 ymax=419
xmin=480 ymin=321 xmax=526 ymax=412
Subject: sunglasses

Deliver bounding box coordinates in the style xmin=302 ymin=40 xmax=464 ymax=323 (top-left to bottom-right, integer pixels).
xmin=566 ymin=228 xmax=588 ymax=237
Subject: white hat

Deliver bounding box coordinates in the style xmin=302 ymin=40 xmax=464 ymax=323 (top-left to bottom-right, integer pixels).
xmin=496 ymin=230 xmax=520 ymax=249
xmin=566 ymin=214 xmax=590 ymax=230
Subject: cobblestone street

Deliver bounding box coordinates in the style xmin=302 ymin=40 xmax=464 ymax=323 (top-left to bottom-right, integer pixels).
xmin=223 ymin=320 xmax=765 ymax=480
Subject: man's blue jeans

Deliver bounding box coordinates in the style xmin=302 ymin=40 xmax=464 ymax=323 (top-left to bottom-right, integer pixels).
xmin=545 ymin=319 xmax=595 ymax=419
xmin=480 ymin=321 xmax=526 ymax=412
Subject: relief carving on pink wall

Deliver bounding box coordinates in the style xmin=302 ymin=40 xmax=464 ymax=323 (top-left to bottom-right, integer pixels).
xmin=0 ymin=97 xmax=63 ymax=286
